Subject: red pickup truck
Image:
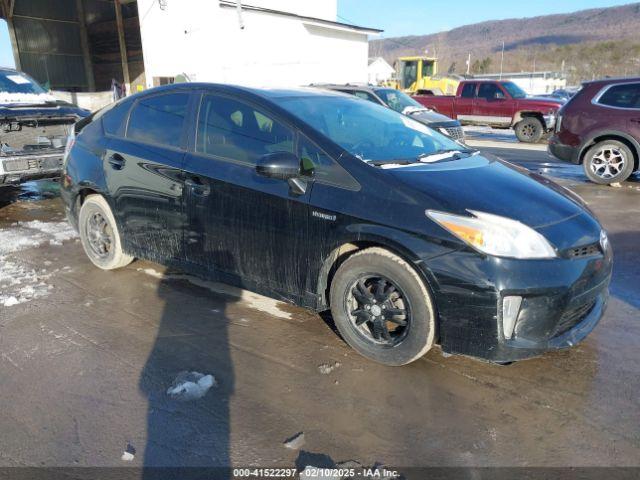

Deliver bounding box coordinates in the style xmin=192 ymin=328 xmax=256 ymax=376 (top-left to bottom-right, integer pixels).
xmin=413 ymin=80 xmax=563 ymax=143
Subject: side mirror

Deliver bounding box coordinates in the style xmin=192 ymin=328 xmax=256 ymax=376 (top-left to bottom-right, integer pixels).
xmin=256 ymin=151 xmax=301 ymax=180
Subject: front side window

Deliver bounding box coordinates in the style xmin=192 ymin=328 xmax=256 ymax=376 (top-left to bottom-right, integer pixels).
xmin=477 ymin=83 xmax=503 ymax=100
xmin=127 ymin=93 xmax=189 ymax=148
xmin=501 ymin=81 xmax=527 ymax=99
xmin=196 ymin=94 xmax=294 ymax=164
xmin=276 ymin=95 xmax=463 ymax=163
xmin=597 ymin=83 xmax=640 ymax=109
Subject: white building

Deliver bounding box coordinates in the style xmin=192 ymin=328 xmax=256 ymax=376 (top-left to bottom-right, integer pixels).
xmin=367 ymin=57 xmax=394 ymax=85
xmin=137 ymin=0 xmax=381 ymax=89
xmin=475 ymin=71 xmax=568 ymax=94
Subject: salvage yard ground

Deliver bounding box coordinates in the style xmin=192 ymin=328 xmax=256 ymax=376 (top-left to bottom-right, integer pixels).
xmin=0 ymin=143 xmax=639 ymax=471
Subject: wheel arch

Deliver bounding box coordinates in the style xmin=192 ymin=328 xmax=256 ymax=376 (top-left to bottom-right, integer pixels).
xmin=578 ymin=131 xmax=640 ymax=170
xmin=512 ymin=110 xmax=544 ymax=126
xmin=316 ymin=235 xmax=440 ymax=315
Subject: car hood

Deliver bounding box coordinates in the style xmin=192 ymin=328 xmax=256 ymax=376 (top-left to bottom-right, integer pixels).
xmin=385 ymin=154 xmax=601 ymax=250
xmin=403 ymin=107 xmax=454 ymax=124
xmin=516 ymin=97 xmax=563 ymax=110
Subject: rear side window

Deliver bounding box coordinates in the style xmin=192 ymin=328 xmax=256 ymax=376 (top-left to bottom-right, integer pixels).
xmin=461 ymin=83 xmax=476 ymax=98
xmin=127 ymin=93 xmax=190 ymax=148
xmin=196 ymin=94 xmax=294 ymax=164
xmin=352 ymin=91 xmax=379 ymax=103
xmin=597 ymin=83 xmax=640 ymax=109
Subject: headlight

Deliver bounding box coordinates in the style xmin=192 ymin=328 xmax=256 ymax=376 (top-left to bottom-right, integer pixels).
xmin=426 ymin=210 xmax=557 ymax=259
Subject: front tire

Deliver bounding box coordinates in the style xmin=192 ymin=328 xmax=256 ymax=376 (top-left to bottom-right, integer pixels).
xmin=582 ymin=140 xmax=635 ymax=184
xmin=329 ymin=247 xmax=436 ymax=366
xmin=514 ymin=117 xmax=544 ymax=143
xmin=78 ymin=195 xmax=133 ymax=270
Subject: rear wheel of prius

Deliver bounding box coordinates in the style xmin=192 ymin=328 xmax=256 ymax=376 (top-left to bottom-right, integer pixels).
xmin=329 ymin=247 xmax=435 ymax=366
xmin=514 ymin=117 xmax=544 ymax=143
xmin=78 ymin=195 xmax=133 ymax=270
xmin=583 ymin=140 xmax=635 ymax=184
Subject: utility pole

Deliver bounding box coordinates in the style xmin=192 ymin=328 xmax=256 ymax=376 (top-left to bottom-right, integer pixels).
xmin=499 ymin=41 xmax=505 ymax=80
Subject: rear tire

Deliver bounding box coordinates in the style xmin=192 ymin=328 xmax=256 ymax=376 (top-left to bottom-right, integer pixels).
xmin=329 ymin=247 xmax=435 ymax=366
xmin=78 ymin=195 xmax=133 ymax=270
xmin=582 ymin=140 xmax=635 ymax=184
xmin=514 ymin=117 xmax=544 ymax=143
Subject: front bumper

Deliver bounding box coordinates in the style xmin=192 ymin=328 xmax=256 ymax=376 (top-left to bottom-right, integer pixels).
xmin=543 ymin=113 xmax=557 ymax=130
xmin=0 ymin=151 xmax=64 ymax=185
xmin=422 ymin=242 xmax=613 ymax=363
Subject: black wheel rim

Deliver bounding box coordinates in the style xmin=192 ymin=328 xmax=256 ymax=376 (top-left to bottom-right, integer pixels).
xmin=85 ymin=211 xmax=113 ymax=259
xmin=345 ymin=275 xmax=411 ymax=347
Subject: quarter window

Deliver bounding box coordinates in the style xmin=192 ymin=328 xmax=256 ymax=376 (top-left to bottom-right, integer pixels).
xmin=597 ymin=83 xmax=640 ymax=109
xmin=299 ymin=136 xmax=358 ymax=190
xmin=197 ymin=95 xmax=294 ymax=164
xmin=127 ymin=93 xmax=189 ymax=148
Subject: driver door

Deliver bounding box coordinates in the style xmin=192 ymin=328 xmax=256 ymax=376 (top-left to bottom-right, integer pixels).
xmin=182 ymin=92 xmax=312 ymax=300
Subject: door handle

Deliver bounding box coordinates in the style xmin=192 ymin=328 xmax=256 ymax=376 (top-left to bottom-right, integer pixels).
xmin=185 ymin=177 xmax=211 ymax=196
xmin=107 ymin=153 xmax=126 ymax=170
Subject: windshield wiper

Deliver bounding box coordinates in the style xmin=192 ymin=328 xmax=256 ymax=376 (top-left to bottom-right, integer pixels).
xmin=416 ymin=148 xmax=477 ymax=163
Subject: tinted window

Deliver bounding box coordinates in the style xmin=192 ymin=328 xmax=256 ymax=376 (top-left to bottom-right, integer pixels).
xmin=477 ymin=83 xmax=503 ymax=100
xmin=102 ymin=99 xmax=131 ymax=136
xmin=375 ymin=88 xmax=421 ymax=112
xmin=299 ymin=136 xmax=358 ymax=189
xmin=461 ymin=83 xmax=476 ymax=98
xmin=127 ymin=93 xmax=189 ymax=148
xmin=276 ymin=95 xmax=462 ymax=163
xmin=0 ymin=70 xmax=46 ymax=94
xmin=351 ymin=91 xmax=379 ymax=103
xmin=598 ymin=83 xmax=640 ymax=109
xmin=196 ymin=94 xmax=294 ymax=164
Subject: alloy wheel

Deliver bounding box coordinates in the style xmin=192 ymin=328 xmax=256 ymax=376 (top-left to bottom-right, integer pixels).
xmin=590 ymin=146 xmax=627 ymax=179
xmin=85 ymin=212 xmax=113 ymax=258
xmin=346 ymin=275 xmax=411 ymax=346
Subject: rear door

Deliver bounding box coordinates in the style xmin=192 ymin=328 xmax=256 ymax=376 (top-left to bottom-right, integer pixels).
xmin=455 ymin=82 xmax=476 ymax=121
xmin=182 ymin=92 xmax=312 ymax=300
xmin=104 ymin=91 xmax=191 ymax=261
xmin=473 ymin=82 xmax=513 ymax=125
xmin=594 ymin=82 xmax=640 ymax=140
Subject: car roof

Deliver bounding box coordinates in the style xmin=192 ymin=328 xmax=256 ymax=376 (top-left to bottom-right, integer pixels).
xmin=582 ymin=76 xmax=640 ymax=86
xmin=310 ymin=83 xmax=378 ymax=93
xmin=136 ymin=82 xmax=348 ymax=100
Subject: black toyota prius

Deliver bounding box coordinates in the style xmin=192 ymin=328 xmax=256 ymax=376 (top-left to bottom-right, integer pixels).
xmin=61 ymin=84 xmax=612 ymax=366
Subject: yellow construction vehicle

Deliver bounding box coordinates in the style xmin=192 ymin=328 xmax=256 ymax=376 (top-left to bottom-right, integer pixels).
xmin=396 ymin=56 xmax=460 ymax=95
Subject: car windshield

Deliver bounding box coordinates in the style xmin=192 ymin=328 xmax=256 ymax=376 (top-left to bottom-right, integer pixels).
xmin=276 ymin=95 xmax=465 ymax=163
xmin=501 ymin=81 xmax=527 ymax=99
xmin=0 ymin=71 xmax=47 ymax=95
xmin=374 ymin=88 xmax=422 ymax=113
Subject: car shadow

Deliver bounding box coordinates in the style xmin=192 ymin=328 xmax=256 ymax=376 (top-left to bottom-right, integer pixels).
xmin=139 ymin=254 xmax=237 ymax=479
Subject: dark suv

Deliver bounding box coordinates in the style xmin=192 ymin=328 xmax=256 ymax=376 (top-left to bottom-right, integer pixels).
xmin=314 ymin=84 xmax=465 ymax=142
xmin=549 ymin=77 xmax=640 ymax=184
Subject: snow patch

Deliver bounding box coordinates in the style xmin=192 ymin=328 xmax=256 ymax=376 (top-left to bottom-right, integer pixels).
xmin=283 ymin=432 xmax=305 ymax=450
xmin=167 ymin=371 xmax=216 ymax=401
xmin=0 ymin=220 xmax=77 ymax=307
xmin=318 ymin=362 xmax=341 ymax=375
xmin=0 ymin=220 xmax=77 ymax=256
